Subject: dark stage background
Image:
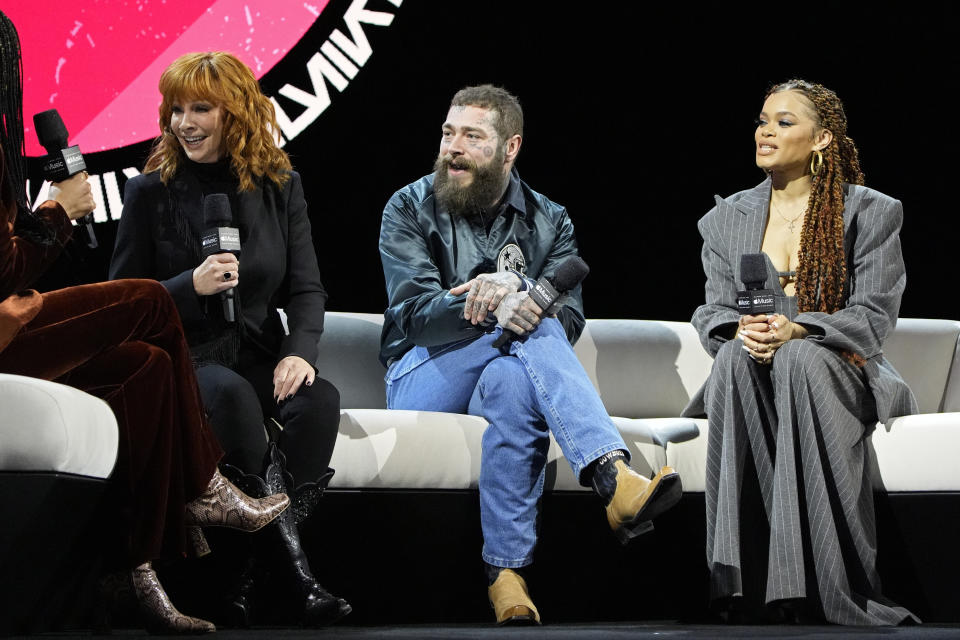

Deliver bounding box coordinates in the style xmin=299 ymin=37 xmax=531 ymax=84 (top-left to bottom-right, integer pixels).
xmin=27 ymin=1 xmax=960 ymax=325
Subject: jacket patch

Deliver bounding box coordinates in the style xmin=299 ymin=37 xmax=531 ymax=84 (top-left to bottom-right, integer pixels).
xmin=497 ymin=243 xmax=526 ymax=274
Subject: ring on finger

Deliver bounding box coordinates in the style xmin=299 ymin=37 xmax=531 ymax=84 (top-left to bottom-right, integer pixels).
xmin=223 ymin=272 xmax=232 ymax=281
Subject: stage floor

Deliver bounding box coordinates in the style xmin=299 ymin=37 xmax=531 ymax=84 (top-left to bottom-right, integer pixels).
xmin=33 ymin=622 xmax=960 ymax=639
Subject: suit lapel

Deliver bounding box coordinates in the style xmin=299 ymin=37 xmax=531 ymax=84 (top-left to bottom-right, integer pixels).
xmin=720 ymin=179 xmax=857 ymax=294
xmin=715 ymin=178 xmax=771 ymax=286
xmin=841 ymin=183 xmax=855 ymax=233
xmin=735 ymin=178 xmax=772 ymax=255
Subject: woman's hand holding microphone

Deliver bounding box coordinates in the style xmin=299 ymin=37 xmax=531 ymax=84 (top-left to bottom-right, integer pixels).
xmin=193 ymin=253 xmax=239 ymax=295
xmin=738 ymin=313 xmax=809 ymax=364
xmin=48 ymin=171 xmax=95 ymax=220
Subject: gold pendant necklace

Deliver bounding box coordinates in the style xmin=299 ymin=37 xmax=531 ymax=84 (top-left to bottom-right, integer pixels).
xmin=772 ymin=201 xmax=804 ymax=233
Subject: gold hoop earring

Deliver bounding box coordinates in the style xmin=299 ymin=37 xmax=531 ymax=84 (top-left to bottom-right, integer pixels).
xmin=810 ymin=149 xmax=823 ymax=176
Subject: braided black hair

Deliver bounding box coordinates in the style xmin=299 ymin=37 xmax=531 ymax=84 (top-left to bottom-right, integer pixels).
xmin=1 ymin=11 xmax=56 ymax=244
xmin=767 ymin=79 xmax=863 ymax=314
xmin=0 ymin=11 xmax=27 ymax=205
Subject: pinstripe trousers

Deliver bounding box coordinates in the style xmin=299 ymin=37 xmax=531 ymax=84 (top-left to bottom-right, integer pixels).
xmin=704 ymin=336 xmax=917 ymax=625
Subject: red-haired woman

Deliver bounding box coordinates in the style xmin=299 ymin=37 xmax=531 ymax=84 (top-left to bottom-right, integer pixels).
xmin=110 ymin=51 xmax=348 ymax=626
xmin=684 ymin=79 xmax=918 ymax=625
xmin=0 ymin=12 xmax=290 ymax=634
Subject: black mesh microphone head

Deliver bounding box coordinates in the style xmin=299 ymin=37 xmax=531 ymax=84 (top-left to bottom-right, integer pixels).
xmin=202 ymin=193 xmax=232 ymax=227
xmin=740 ymin=253 xmax=768 ymax=289
xmin=550 ymin=256 xmax=590 ymax=292
xmin=33 ymin=109 xmax=69 ymax=153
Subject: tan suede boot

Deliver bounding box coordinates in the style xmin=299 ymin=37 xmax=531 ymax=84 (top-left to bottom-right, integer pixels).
xmin=605 ymin=461 xmax=682 ymax=543
xmin=488 ymin=569 xmax=541 ymax=625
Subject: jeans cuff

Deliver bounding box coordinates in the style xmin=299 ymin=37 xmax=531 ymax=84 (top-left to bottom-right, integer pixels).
xmin=481 ymin=550 xmax=534 ymax=569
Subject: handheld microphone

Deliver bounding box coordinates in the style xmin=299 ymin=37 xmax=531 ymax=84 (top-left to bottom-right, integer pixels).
xmin=32 ymin=109 xmax=97 ymax=248
xmin=737 ymin=253 xmax=776 ymax=315
xmin=492 ymin=256 xmax=590 ymax=348
xmin=200 ymin=193 xmax=241 ymax=322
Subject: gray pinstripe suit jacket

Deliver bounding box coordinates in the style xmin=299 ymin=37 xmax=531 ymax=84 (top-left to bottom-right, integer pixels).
xmin=684 ymin=177 xmax=918 ymax=423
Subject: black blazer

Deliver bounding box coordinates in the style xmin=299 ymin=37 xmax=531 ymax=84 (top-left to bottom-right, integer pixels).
xmin=109 ymin=169 xmax=327 ymax=367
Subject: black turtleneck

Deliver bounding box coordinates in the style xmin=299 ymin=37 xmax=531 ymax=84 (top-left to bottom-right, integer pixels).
xmin=183 ymin=157 xmax=240 ymax=220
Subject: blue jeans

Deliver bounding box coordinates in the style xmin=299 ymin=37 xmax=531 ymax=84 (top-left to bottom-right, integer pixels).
xmin=385 ymin=318 xmax=627 ymax=567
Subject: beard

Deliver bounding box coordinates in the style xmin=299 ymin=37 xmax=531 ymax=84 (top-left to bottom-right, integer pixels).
xmin=433 ymin=146 xmax=508 ymax=220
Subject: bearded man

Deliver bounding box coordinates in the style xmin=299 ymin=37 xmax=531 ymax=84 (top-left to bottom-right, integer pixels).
xmin=378 ymin=85 xmax=682 ymax=625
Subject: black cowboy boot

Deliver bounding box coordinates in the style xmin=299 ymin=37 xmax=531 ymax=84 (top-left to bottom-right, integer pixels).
xmin=214 ymin=464 xmax=265 ymax=628
xmin=261 ymin=443 xmax=352 ymax=626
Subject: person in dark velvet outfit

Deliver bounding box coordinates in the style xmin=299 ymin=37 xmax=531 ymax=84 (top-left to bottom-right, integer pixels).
xmin=109 ymin=51 xmax=349 ymax=627
xmin=0 ymin=12 xmax=290 ymax=634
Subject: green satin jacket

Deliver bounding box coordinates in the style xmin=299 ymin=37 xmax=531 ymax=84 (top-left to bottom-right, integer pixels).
xmin=378 ymin=170 xmax=585 ymax=366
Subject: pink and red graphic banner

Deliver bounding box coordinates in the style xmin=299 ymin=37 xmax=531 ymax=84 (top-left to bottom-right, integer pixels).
xmin=5 ymin=0 xmax=328 ymax=156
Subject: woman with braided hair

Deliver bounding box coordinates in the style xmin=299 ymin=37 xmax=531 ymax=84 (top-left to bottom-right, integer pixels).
xmin=683 ymin=79 xmax=918 ymax=624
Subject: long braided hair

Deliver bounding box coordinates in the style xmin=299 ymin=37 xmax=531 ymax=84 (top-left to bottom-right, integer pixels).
xmin=768 ymin=79 xmax=864 ymax=314
xmin=0 ymin=11 xmax=54 ymax=244
xmin=0 ymin=10 xmax=28 ymax=210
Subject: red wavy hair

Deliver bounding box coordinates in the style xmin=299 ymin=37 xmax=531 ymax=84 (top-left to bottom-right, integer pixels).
xmin=144 ymin=51 xmax=291 ymax=192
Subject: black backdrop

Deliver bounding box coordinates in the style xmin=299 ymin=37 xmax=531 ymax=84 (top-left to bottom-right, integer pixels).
xmin=29 ymin=1 xmax=960 ymax=324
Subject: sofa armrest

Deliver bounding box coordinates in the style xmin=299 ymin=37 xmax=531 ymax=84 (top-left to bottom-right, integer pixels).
xmin=0 ymin=374 xmax=118 ymax=478
xmin=883 ymin=318 xmax=960 ymax=413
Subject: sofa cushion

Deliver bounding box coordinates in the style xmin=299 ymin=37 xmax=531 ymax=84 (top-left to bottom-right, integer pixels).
xmin=320 ymin=313 xmax=720 ymax=423
xmin=882 ymin=318 xmax=960 ymax=413
xmin=0 ymin=374 xmax=117 ymax=478
xmin=574 ymin=319 xmax=713 ymax=420
xmin=668 ymin=413 xmax=960 ymax=493
xmin=317 ymin=312 xmax=388 ymax=410
xmin=317 ymin=313 xmax=960 ymax=495
xmin=871 ymin=413 xmax=960 ymax=491
xmin=329 ymin=409 xmax=675 ymax=491
xmin=331 ymin=409 xmax=485 ymax=489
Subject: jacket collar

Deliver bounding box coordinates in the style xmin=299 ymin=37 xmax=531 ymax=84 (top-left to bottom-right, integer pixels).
xmin=711 ymin=177 xmax=770 ymax=254
xmin=502 ymin=168 xmax=527 ymax=217
xmin=433 ymin=167 xmax=527 ymax=220
xmin=718 ymin=176 xmax=855 ymax=253
xmin=736 ymin=177 xmax=772 ymax=253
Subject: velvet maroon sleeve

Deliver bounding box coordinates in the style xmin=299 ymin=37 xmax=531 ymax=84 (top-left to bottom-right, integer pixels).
xmin=0 ymin=201 xmax=72 ymax=299
xmin=0 ymin=147 xmax=73 ymax=300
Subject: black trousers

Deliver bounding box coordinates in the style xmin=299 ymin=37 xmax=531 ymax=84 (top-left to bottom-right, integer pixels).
xmin=195 ymin=351 xmax=340 ymax=485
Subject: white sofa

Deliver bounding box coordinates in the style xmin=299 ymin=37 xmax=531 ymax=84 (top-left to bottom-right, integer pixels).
xmin=3 ymin=314 xmax=958 ymax=628
xmin=319 ymin=313 xmax=960 ymax=495
xmin=11 ymin=314 xmax=956 ymax=494
xmin=312 ymin=313 xmax=960 ymax=624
